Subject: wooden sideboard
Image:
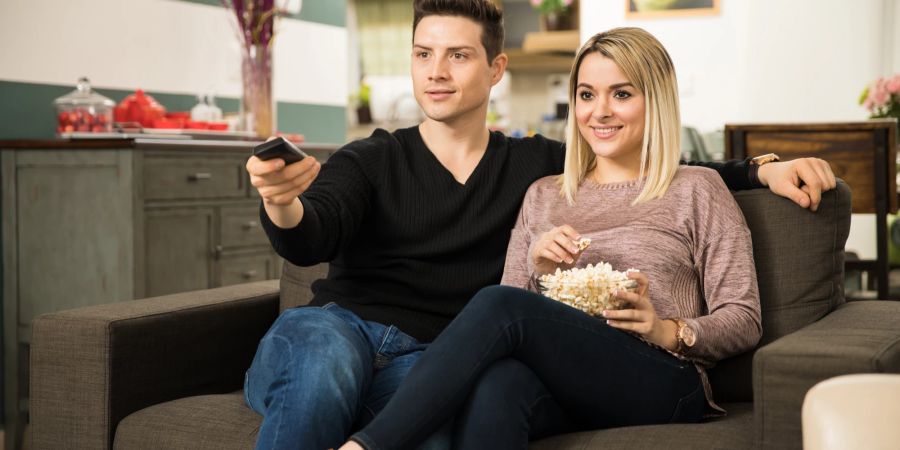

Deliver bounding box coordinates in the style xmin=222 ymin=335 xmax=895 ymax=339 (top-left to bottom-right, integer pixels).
xmin=725 ymin=119 xmax=899 ymax=299
xmin=0 ymin=138 xmax=338 ymax=450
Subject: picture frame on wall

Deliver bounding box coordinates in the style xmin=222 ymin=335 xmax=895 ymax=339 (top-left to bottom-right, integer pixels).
xmin=626 ymin=0 xmax=720 ymax=19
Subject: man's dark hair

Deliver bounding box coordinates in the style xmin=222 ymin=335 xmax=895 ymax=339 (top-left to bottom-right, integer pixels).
xmin=413 ymin=0 xmax=505 ymax=63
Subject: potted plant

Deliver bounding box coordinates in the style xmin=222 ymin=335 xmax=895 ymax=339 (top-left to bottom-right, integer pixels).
xmin=530 ymin=0 xmax=576 ymax=31
xmin=354 ymin=79 xmax=372 ymax=125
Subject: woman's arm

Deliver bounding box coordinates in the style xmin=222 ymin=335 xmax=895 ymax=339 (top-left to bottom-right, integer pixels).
xmin=500 ymin=210 xmax=534 ymax=290
xmin=680 ymin=223 xmax=762 ymax=363
xmin=677 ymin=173 xmax=762 ymax=363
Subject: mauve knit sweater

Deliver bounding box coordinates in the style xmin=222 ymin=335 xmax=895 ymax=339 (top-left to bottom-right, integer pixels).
xmin=501 ymin=166 xmax=762 ymax=411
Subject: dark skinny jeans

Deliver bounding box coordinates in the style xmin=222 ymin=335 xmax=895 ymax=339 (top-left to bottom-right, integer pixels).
xmin=352 ymin=285 xmax=707 ymax=450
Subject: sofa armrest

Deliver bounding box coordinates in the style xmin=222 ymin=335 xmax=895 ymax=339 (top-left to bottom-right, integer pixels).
xmin=30 ymin=280 xmax=280 ymax=450
xmin=753 ymin=300 xmax=900 ymax=450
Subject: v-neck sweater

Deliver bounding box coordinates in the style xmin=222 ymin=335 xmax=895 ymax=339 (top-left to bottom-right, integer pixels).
xmin=262 ymin=126 xmax=566 ymax=341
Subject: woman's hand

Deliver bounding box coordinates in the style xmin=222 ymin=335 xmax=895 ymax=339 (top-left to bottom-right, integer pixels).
xmin=602 ymin=271 xmax=678 ymax=351
xmin=530 ymin=225 xmax=583 ymax=276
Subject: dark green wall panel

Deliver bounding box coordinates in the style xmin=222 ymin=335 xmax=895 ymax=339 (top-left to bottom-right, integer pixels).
xmin=183 ymin=0 xmax=346 ymax=27
xmin=277 ymin=102 xmax=346 ymax=144
xmin=0 ymin=80 xmax=345 ymax=144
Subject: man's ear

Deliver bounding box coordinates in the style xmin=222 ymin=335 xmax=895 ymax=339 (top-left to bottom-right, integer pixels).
xmin=490 ymin=53 xmax=508 ymax=86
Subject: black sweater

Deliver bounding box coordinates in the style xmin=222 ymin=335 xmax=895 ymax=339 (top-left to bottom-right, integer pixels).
xmin=261 ymin=126 xmax=754 ymax=342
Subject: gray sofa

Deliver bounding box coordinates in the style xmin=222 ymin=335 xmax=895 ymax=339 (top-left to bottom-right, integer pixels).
xmin=30 ymin=180 xmax=900 ymax=449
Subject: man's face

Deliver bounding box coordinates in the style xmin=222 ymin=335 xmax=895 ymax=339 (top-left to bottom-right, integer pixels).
xmin=411 ymin=15 xmax=501 ymax=125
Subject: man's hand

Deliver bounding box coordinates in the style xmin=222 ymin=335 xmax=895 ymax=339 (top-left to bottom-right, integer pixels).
xmin=246 ymin=150 xmax=321 ymax=229
xmin=757 ymin=158 xmax=836 ymax=212
xmin=247 ymin=154 xmax=320 ymax=205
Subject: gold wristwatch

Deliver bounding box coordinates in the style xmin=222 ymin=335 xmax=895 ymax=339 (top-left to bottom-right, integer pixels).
xmin=748 ymin=153 xmax=780 ymax=186
xmin=750 ymin=153 xmax=780 ymax=166
xmin=671 ymin=318 xmax=696 ymax=355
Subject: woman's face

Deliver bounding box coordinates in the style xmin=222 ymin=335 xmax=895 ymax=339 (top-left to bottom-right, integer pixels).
xmin=574 ymin=53 xmax=646 ymax=164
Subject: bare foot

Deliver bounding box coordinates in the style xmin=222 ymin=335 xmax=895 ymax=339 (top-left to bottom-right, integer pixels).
xmin=337 ymin=441 xmax=365 ymax=450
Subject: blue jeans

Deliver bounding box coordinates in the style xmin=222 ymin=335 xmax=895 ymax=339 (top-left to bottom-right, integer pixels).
xmin=353 ymin=286 xmax=707 ymax=450
xmin=244 ymin=303 xmax=453 ymax=450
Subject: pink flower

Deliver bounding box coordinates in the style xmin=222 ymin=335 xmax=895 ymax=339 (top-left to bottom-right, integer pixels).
xmin=872 ymin=88 xmax=890 ymax=108
xmin=863 ymin=97 xmax=874 ymax=112
xmin=531 ymin=0 xmax=542 ymax=6
xmin=887 ymin=74 xmax=900 ymax=94
xmin=563 ymin=0 xmax=574 ymax=5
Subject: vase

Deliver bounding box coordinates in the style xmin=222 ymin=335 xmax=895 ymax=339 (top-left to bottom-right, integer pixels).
xmin=241 ymin=43 xmax=275 ymax=138
xmin=541 ymin=11 xmax=574 ymax=31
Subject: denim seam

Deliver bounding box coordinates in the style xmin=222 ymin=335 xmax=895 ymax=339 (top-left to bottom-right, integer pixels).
xmin=268 ymin=334 xmax=294 ymax=447
xmin=526 ymin=393 xmax=558 ymax=446
xmin=375 ymin=325 xmax=398 ymax=356
xmin=668 ymin=380 xmax=704 ymax=423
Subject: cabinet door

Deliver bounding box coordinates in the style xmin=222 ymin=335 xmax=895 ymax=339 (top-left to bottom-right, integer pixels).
xmin=218 ymin=253 xmax=277 ymax=286
xmin=144 ymin=208 xmax=215 ymax=297
xmin=8 ymin=150 xmax=134 ymax=333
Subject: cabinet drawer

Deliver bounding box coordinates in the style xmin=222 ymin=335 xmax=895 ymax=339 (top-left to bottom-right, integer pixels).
xmin=221 ymin=206 xmax=269 ymax=247
xmin=143 ymin=156 xmax=246 ymax=200
xmin=219 ymin=254 xmax=275 ymax=286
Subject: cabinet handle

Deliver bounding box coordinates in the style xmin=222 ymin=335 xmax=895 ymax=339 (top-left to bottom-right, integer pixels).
xmin=242 ymin=270 xmax=258 ymax=279
xmin=188 ymin=172 xmax=212 ymax=181
xmin=243 ymin=221 xmax=259 ymax=230
xmin=214 ymin=245 xmax=223 ymax=260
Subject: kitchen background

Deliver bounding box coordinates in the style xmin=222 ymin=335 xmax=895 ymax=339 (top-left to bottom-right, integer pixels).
xmin=0 ymin=1 xmax=899 ymax=447
xmin=0 ymin=0 xmax=897 ymax=287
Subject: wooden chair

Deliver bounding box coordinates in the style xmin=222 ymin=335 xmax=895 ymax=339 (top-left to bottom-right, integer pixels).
xmin=725 ymin=119 xmax=898 ymax=299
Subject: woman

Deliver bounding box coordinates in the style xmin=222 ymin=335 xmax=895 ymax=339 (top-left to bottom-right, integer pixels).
xmin=341 ymin=27 xmax=761 ymax=449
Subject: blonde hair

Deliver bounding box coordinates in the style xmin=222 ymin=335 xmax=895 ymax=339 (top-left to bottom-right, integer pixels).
xmin=560 ymin=27 xmax=681 ymax=206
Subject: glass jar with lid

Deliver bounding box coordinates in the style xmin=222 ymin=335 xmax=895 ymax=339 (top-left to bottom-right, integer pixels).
xmin=54 ymin=77 xmax=115 ymax=134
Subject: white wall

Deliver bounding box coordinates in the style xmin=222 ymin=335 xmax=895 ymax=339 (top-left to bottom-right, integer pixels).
xmin=0 ymin=0 xmax=348 ymax=107
xmin=580 ymin=0 xmax=890 ymax=132
xmin=581 ymin=0 xmax=897 ymax=260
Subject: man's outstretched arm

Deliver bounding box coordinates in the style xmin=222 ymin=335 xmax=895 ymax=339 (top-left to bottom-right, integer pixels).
xmin=686 ymin=158 xmax=836 ymax=211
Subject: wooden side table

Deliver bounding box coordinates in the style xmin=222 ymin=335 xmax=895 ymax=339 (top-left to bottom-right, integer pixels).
xmin=726 ymin=120 xmax=898 ymax=299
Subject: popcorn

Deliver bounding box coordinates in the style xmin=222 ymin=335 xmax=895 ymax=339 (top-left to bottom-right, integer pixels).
xmin=538 ymin=262 xmax=639 ymax=316
xmin=574 ymin=237 xmax=591 ymax=251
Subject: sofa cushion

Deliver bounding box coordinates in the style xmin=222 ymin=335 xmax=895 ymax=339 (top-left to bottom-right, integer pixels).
xmin=114 ymin=392 xmax=749 ymax=450
xmin=530 ymin=402 xmax=753 ymax=450
xmin=113 ymin=392 xmax=259 ymax=450
xmin=708 ymin=182 xmax=851 ymax=403
xmin=753 ymin=300 xmax=900 ymax=450
xmin=280 ymin=262 xmax=328 ymax=310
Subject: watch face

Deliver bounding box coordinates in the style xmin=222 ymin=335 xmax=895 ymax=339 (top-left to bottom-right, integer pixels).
xmin=752 ymin=153 xmax=780 ymax=165
xmin=682 ymin=326 xmax=697 ymax=347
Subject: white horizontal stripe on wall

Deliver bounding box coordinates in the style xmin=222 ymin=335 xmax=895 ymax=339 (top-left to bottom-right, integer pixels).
xmin=0 ymin=0 xmax=347 ymax=107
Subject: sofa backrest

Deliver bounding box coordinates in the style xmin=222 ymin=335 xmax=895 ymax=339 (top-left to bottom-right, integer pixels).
xmin=279 ymin=181 xmax=853 ymax=403
xmin=708 ymin=180 xmax=851 ymax=402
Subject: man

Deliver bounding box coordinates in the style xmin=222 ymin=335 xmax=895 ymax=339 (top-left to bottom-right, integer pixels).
xmin=243 ymin=1 xmax=835 ymax=449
